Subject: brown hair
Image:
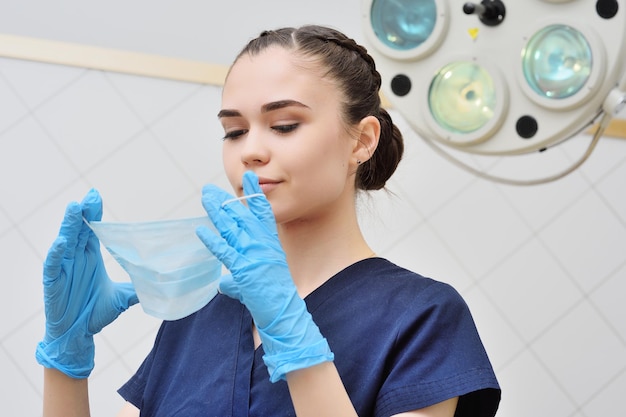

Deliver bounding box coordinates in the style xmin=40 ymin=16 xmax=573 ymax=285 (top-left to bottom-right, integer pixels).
xmin=231 ymin=25 xmax=404 ymax=191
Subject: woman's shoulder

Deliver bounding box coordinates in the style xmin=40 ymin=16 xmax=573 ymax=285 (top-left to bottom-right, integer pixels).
xmin=308 ymin=257 xmax=466 ymax=318
xmin=341 ymin=257 xmax=461 ymax=301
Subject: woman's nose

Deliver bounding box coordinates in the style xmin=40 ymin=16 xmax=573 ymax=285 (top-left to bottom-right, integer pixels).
xmin=240 ymin=131 xmax=269 ymax=166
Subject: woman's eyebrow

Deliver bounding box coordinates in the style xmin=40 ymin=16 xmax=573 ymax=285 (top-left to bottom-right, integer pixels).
xmin=217 ymin=109 xmax=241 ymax=119
xmin=261 ymin=100 xmax=310 ymax=113
xmin=218 ymin=100 xmax=310 ymax=119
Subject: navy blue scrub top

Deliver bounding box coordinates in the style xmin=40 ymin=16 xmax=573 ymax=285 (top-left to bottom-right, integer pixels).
xmin=119 ymin=258 xmax=500 ymax=416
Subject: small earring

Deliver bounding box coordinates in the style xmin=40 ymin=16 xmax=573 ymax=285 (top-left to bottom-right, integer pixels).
xmin=357 ymin=160 xmax=362 ymax=165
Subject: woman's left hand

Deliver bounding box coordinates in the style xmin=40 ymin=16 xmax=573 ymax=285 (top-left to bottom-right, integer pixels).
xmin=196 ymin=171 xmax=333 ymax=382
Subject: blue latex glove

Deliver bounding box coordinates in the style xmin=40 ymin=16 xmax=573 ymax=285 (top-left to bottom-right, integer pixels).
xmin=196 ymin=171 xmax=334 ymax=382
xmin=36 ymin=189 xmax=139 ymax=379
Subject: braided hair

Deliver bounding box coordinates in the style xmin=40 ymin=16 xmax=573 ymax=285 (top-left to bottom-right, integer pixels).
xmin=231 ymin=25 xmax=404 ymax=191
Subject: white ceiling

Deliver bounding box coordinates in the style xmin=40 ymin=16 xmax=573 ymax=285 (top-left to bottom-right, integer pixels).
xmin=1 ymin=0 xmax=364 ymax=65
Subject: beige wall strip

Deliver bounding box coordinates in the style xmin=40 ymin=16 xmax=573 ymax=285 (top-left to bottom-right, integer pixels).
xmin=0 ymin=33 xmax=228 ymax=86
xmin=588 ymin=117 xmax=626 ymax=139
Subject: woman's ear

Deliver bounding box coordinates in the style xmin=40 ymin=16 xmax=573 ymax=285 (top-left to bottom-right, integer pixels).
xmin=352 ymin=115 xmax=380 ymax=165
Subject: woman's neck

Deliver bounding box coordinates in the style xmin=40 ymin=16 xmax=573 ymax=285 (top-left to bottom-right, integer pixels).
xmin=277 ymin=207 xmax=374 ymax=298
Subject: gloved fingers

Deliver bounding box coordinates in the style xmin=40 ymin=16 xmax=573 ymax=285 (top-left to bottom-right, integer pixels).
xmin=219 ymin=202 xmax=262 ymax=244
xmin=201 ymin=185 xmax=250 ymax=247
xmin=76 ymin=222 xmax=93 ymax=254
xmin=211 ymin=181 xmax=268 ymax=237
xmin=201 ymin=183 xmax=274 ymax=256
xmin=42 ymin=236 xmax=72 ymax=329
xmin=77 ymin=189 xmax=103 ymax=253
xmin=217 ymin=273 xmax=244 ymax=303
xmin=42 ymin=236 xmax=67 ymax=285
xmin=81 ymin=189 xmax=103 ymax=222
xmin=58 ymin=202 xmax=83 ymax=260
xmin=196 ymin=225 xmax=240 ymax=272
xmin=242 ymin=171 xmax=263 ymax=195
xmin=114 ymin=282 xmax=140 ymax=310
xmin=201 ymin=183 xmax=237 ymax=206
xmin=242 ymin=171 xmax=277 ymax=234
xmin=88 ymin=282 xmax=139 ymax=335
xmin=203 ymin=182 xmax=261 ymax=230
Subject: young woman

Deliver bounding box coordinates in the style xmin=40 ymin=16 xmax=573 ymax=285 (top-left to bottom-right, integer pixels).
xmin=38 ymin=25 xmax=500 ymax=416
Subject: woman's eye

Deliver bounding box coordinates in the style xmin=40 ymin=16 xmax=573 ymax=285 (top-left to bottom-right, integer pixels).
xmin=272 ymin=124 xmax=299 ymax=134
xmin=223 ymin=129 xmax=248 ymax=140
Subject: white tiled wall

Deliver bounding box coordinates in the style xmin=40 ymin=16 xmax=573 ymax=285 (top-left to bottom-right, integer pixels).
xmin=1 ymin=56 xmax=624 ymax=417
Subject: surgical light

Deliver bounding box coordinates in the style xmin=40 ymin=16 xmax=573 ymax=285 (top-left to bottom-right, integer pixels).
xmin=521 ymin=24 xmax=592 ymax=100
xmin=429 ymin=61 xmax=497 ymax=134
xmin=370 ymin=0 xmax=438 ymax=51
xmin=361 ymin=0 xmax=626 ymax=184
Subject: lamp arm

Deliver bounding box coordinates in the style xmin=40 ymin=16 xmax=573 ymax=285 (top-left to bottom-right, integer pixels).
xmin=604 ymin=73 xmax=626 ymax=117
xmin=419 ymin=116 xmax=605 ymax=186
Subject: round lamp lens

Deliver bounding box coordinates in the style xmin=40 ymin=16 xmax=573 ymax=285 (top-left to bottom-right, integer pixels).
xmin=371 ymin=0 xmax=437 ymax=51
xmin=429 ymin=61 xmax=497 ymax=134
xmin=522 ymin=24 xmax=592 ymax=99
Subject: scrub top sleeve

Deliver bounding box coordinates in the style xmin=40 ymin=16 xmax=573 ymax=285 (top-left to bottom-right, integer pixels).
xmin=118 ymin=322 xmax=164 ymax=408
xmin=375 ymin=282 xmax=500 ymax=417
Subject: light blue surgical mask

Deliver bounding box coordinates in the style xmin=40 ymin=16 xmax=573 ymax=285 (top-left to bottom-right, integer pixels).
xmin=85 ymin=216 xmax=222 ymax=321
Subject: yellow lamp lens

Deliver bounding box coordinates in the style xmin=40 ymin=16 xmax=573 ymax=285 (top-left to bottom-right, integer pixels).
xmin=428 ymin=61 xmax=497 ymax=134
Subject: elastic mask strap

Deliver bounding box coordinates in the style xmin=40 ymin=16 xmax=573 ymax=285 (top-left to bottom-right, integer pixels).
xmin=221 ymin=193 xmax=265 ymax=208
xmin=82 ymin=216 xmax=94 ymax=229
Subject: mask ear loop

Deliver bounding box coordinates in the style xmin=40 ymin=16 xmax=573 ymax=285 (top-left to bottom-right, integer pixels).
xmin=221 ymin=193 xmax=265 ymax=208
xmin=82 ymin=216 xmax=96 ymax=230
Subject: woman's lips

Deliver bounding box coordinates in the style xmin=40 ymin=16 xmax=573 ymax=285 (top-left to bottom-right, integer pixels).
xmin=241 ymin=176 xmax=281 ymax=195
xmin=258 ymin=181 xmax=280 ymax=193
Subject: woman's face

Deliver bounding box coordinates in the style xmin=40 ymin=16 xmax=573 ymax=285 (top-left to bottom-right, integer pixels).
xmin=219 ymin=46 xmax=359 ymax=225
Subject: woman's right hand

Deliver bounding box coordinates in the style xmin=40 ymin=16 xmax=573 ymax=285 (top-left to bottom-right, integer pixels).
xmin=36 ymin=189 xmax=138 ymax=379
